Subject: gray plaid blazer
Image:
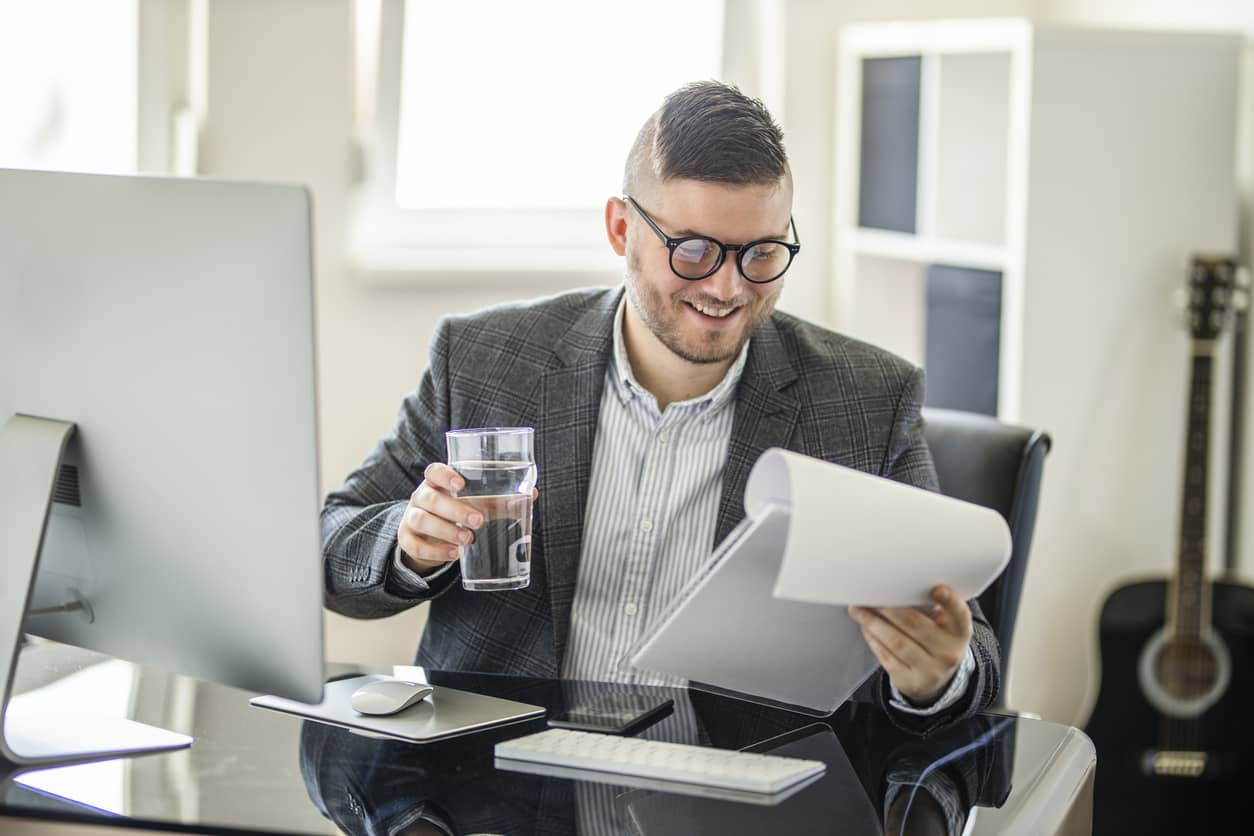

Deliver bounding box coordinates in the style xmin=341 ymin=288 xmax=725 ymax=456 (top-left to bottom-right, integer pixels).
xmin=322 ymin=286 xmax=1001 ymax=731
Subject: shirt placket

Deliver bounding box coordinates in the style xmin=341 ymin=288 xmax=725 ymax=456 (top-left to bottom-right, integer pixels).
xmin=615 ymin=400 xmax=682 ymax=682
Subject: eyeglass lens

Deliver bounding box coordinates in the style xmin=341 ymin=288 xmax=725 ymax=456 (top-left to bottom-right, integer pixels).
xmin=671 ymin=238 xmax=792 ymax=282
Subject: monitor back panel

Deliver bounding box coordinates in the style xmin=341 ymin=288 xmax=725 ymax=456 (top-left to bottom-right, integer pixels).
xmin=0 ymin=168 xmax=324 ymax=703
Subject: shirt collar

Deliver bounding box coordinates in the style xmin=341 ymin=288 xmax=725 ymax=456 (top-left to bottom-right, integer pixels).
xmin=610 ymin=293 xmax=750 ymax=411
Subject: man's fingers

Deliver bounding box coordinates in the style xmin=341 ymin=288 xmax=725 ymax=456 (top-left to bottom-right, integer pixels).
xmin=423 ymin=461 xmax=466 ymax=494
xmin=404 ymin=503 xmax=470 ymax=548
xmin=862 ymin=629 xmax=913 ymax=688
xmin=851 ymin=594 xmax=973 ymax=704
xmin=850 ymin=607 xmax=929 ymax=668
xmin=865 ymin=605 xmax=937 ymax=654
xmin=931 ymin=585 xmax=974 ymax=638
xmin=398 ymin=529 xmax=462 ymax=566
xmin=410 ymin=481 xmax=483 ymax=530
xmin=398 ymin=465 xmax=486 ymax=571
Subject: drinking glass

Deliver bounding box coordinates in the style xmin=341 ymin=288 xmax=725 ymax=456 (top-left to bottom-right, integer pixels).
xmin=444 ymin=427 xmax=536 ymax=591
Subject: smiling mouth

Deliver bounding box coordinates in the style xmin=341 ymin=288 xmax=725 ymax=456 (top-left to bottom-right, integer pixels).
xmin=686 ymin=301 xmax=741 ymax=319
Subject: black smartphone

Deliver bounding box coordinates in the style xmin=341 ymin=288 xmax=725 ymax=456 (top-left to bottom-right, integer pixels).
xmin=547 ymin=693 xmax=675 ymax=735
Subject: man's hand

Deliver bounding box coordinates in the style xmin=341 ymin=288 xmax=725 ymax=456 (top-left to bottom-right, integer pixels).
xmin=397 ymin=463 xmax=539 ymax=575
xmin=848 ymin=585 xmax=973 ymax=706
xmin=397 ymin=463 xmax=481 ymax=574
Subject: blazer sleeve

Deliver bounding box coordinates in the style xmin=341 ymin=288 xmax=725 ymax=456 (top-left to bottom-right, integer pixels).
xmin=862 ymin=365 xmax=1004 ymax=734
xmin=321 ymin=319 xmax=463 ymax=618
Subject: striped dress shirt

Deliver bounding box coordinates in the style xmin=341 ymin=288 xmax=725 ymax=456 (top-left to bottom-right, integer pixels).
xmin=561 ymin=297 xmax=748 ymax=684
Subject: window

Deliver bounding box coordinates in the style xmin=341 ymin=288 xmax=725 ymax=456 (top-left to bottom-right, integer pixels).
xmin=395 ymin=0 xmax=723 ymax=211
xmin=350 ymin=0 xmax=726 ymax=278
xmin=0 ymin=0 xmax=138 ymax=174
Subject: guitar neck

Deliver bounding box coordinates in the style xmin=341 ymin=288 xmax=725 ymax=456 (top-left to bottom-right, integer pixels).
xmin=1223 ymin=301 xmax=1247 ymax=577
xmin=1171 ymin=346 xmax=1215 ymax=641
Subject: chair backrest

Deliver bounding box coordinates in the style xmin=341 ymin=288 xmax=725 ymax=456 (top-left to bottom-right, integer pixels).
xmin=921 ymin=407 xmax=1051 ymax=684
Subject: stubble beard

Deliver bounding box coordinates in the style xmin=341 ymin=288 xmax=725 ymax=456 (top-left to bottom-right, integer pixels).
xmin=624 ymin=250 xmax=777 ymax=366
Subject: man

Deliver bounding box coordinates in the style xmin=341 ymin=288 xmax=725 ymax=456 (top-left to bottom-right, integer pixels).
xmin=323 ymin=81 xmax=1000 ymax=732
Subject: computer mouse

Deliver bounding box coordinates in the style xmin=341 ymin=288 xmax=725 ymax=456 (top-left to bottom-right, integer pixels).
xmin=350 ymin=679 xmax=434 ymax=716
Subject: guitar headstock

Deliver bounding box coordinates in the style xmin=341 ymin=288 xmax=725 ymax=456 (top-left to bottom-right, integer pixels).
xmin=1187 ymin=255 xmax=1238 ymax=340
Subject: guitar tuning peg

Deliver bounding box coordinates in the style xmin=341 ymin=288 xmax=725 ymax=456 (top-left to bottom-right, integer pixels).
xmin=1172 ymin=286 xmax=1191 ymax=312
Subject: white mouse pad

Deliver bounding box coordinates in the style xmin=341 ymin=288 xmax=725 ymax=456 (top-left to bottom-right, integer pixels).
xmin=250 ymin=674 xmax=544 ymax=742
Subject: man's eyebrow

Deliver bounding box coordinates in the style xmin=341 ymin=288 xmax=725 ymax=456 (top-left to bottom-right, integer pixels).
xmin=672 ymin=226 xmax=792 ymax=240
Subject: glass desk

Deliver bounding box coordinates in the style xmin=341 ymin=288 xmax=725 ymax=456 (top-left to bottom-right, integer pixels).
xmin=1 ymin=642 xmax=1094 ymax=835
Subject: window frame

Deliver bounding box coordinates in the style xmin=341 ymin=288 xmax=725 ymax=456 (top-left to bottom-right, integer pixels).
xmin=349 ymin=0 xmax=623 ymax=283
xmin=348 ymin=0 xmax=782 ymax=285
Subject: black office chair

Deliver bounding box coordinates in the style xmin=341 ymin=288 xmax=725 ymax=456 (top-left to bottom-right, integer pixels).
xmin=921 ymin=407 xmax=1051 ymax=697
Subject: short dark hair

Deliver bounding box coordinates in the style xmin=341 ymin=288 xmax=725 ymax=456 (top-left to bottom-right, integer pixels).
xmin=623 ymin=81 xmax=789 ymax=194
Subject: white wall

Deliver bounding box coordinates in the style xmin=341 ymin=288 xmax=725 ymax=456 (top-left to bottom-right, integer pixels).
xmin=194 ymin=0 xmax=1254 ymax=727
xmin=1043 ymin=2 xmax=1254 ymax=290
xmin=1024 ymin=0 xmax=1254 ymax=726
xmin=196 ymin=0 xmax=415 ymax=665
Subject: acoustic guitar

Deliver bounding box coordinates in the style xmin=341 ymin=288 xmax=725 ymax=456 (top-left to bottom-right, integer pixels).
xmin=1086 ymin=255 xmax=1254 ymax=834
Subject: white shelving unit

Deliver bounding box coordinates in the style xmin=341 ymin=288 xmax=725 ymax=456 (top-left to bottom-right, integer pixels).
xmin=832 ymin=17 xmax=1245 ymax=719
xmin=832 ymin=18 xmax=1241 ymax=422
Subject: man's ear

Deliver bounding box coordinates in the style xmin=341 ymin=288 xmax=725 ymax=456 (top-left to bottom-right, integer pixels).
xmin=605 ymin=197 xmax=629 ymax=256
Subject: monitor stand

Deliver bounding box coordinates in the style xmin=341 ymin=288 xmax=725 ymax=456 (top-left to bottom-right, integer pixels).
xmin=0 ymin=415 xmax=192 ymax=767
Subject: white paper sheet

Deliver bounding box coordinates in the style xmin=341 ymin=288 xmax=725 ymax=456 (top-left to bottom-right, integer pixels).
xmin=627 ymin=504 xmax=878 ymax=715
xmin=744 ymin=449 xmax=1012 ymax=608
xmin=627 ymin=448 xmax=1012 ymax=714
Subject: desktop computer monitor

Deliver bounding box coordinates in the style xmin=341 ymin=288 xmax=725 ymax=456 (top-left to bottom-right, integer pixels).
xmin=0 ymin=167 xmax=326 ymax=766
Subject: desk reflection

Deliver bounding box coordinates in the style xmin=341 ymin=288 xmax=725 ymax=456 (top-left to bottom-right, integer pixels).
xmin=297 ymin=675 xmax=1015 ymax=836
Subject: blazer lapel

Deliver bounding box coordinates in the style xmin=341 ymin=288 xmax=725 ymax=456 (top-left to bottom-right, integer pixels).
xmin=537 ymin=288 xmax=620 ymax=665
xmin=715 ymin=318 xmax=800 ymax=545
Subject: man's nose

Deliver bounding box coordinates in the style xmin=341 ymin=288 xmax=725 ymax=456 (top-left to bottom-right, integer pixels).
xmin=701 ymin=252 xmax=743 ymax=300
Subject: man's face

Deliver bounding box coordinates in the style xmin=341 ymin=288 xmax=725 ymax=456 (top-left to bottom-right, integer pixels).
xmin=622 ymin=178 xmax=793 ymax=366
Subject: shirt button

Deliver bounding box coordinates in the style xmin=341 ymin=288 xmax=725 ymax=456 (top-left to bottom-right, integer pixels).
xmin=657 ymin=431 xmax=670 ymax=445
xmin=639 ymin=518 xmax=654 ymax=533
xmin=624 ymin=602 xmax=638 ymax=616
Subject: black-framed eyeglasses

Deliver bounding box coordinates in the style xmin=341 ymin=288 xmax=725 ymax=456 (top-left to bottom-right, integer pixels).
xmin=623 ymin=195 xmax=801 ymax=284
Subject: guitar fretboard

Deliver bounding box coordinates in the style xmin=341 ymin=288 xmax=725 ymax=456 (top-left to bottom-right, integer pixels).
xmin=1171 ymin=348 xmax=1214 ymax=641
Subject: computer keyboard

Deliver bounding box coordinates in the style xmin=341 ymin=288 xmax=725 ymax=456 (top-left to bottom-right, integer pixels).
xmin=494 ymin=728 xmax=825 ymax=794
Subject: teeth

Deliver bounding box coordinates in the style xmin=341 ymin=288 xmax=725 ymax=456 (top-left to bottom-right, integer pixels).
xmin=690 ymin=302 xmax=736 ymax=318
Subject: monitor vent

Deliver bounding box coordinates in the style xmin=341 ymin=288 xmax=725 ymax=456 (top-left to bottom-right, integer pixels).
xmin=53 ymin=464 xmax=82 ymax=507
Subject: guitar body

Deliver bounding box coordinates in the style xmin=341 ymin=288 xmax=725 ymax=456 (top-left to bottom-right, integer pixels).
xmin=1087 ymin=579 xmax=1254 ymax=834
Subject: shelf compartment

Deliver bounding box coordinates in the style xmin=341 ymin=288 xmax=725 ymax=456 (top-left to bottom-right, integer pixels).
xmin=857 ymin=55 xmax=921 ymax=234
xmin=848 ymin=227 xmax=1007 ymax=271
xmin=929 ymin=51 xmax=1012 ymax=246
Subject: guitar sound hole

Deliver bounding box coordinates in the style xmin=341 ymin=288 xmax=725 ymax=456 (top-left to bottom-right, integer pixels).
xmin=1155 ymin=640 xmax=1220 ymax=700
